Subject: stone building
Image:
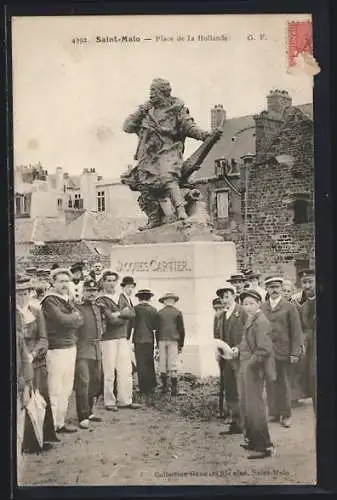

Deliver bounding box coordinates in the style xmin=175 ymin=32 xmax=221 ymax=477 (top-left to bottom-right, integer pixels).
xmin=193 ymin=90 xmax=314 ymax=283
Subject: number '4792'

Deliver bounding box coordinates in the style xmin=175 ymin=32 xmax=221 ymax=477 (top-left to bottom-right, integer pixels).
xmin=72 ymin=37 xmax=88 ymax=44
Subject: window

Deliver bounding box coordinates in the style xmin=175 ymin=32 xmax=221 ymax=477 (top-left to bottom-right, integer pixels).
xmin=74 ymin=193 xmax=83 ymax=209
xmin=215 ymin=190 xmax=229 ymax=219
xmin=293 ymin=196 xmax=312 ymax=224
xmin=68 ymin=198 xmax=73 ymax=208
xmin=15 ymin=193 xmax=31 ymax=217
xmin=97 ymin=191 xmax=106 ymax=212
xmin=57 ymin=198 xmax=63 ymax=209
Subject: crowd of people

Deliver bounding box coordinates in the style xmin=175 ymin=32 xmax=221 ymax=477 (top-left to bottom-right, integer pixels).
xmin=213 ymin=269 xmax=316 ymax=459
xmin=16 ymin=260 xmax=186 ymax=460
xmin=16 ymin=260 xmax=316 ymax=465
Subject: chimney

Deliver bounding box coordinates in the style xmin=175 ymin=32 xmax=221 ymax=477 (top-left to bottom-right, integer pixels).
xmin=211 ymin=104 xmax=226 ymax=131
xmin=267 ymin=89 xmax=292 ymax=120
xmin=55 ymin=167 xmax=63 ymax=192
xmin=80 ymin=168 xmax=98 ymax=211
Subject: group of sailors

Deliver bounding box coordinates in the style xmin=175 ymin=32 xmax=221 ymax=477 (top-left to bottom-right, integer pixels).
xmin=16 ymin=261 xmax=186 ymax=459
xmin=212 ymin=269 xmax=316 ymax=459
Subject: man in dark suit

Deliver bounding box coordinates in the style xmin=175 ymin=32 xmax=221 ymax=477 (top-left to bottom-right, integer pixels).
xmin=299 ymin=269 xmax=316 ymax=413
xmin=156 ymin=292 xmax=185 ymax=397
xmin=262 ymin=276 xmax=304 ymax=428
xmin=133 ymin=289 xmax=158 ymax=405
xmin=216 ymin=283 xmax=247 ymax=434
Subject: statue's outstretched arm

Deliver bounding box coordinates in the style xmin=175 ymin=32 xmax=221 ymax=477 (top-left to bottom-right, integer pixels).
xmin=178 ymin=106 xmax=210 ymax=141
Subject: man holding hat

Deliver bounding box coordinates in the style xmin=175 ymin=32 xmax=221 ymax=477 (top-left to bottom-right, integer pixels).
xmin=262 ymin=276 xmax=304 ymax=428
xmin=74 ymin=279 xmax=103 ymax=429
xmin=95 ymin=270 xmax=139 ymax=410
xmin=69 ymin=262 xmax=85 ymax=305
xmin=41 ymin=268 xmax=84 ymax=433
xmin=156 ymin=292 xmax=185 ymax=396
xmin=216 ymin=282 xmax=247 ymax=434
xmin=133 ymin=289 xmax=158 ymax=405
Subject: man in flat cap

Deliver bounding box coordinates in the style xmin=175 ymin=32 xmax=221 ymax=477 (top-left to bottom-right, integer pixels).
xmin=74 ymin=279 xmax=103 ymax=429
xmin=41 ymin=268 xmax=83 ymax=433
xmin=227 ymin=274 xmax=246 ymax=303
xmin=123 ymin=78 xmax=221 ymax=226
xmin=262 ymin=277 xmax=304 ymax=428
xmin=292 ymin=268 xmax=315 ymax=308
xmin=216 ymin=283 xmax=247 ymax=434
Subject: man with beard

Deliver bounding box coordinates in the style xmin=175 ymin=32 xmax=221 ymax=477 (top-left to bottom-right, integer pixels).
xmin=262 ymin=277 xmax=303 ymax=428
xmin=292 ymin=268 xmax=314 ymax=308
xmin=123 ymin=78 xmax=221 ymax=225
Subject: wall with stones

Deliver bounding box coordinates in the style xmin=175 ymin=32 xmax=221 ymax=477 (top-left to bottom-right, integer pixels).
xmin=246 ymin=107 xmax=314 ymax=280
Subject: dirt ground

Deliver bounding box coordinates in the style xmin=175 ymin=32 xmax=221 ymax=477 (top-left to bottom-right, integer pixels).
xmin=21 ymin=377 xmax=316 ymax=486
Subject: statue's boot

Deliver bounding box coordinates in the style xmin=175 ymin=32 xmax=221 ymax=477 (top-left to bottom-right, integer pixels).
xmin=167 ymin=182 xmax=188 ymax=220
xmin=159 ymin=198 xmax=176 ymax=224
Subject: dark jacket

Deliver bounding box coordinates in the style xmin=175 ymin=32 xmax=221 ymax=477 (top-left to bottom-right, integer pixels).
xmin=76 ymin=301 xmax=103 ymax=359
xmin=133 ymin=302 xmax=158 ymax=344
xmin=118 ymin=292 xmax=135 ymax=340
xmin=20 ymin=302 xmax=48 ymax=368
xmin=95 ymin=294 xmax=135 ymax=341
xmin=301 ymin=297 xmax=316 ymax=380
xmin=16 ymin=310 xmax=33 ymax=397
xmin=156 ymin=305 xmax=185 ymax=349
xmin=238 ymin=310 xmax=274 ymax=372
xmin=213 ymin=313 xmax=223 ymax=340
xmin=41 ymin=293 xmax=83 ymax=349
xmin=261 ymin=298 xmax=304 ymax=360
xmin=219 ymin=304 xmax=247 ymax=347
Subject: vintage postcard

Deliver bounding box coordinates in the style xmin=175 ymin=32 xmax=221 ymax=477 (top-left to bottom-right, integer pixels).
xmin=11 ymin=13 xmax=316 ymax=486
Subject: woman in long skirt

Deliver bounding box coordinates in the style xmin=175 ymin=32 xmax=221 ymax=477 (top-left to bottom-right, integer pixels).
xmin=16 ymin=276 xmax=59 ymax=453
xmin=232 ymin=289 xmax=275 ymax=459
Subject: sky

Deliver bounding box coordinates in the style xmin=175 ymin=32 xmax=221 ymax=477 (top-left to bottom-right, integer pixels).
xmin=12 ymin=13 xmax=313 ymax=180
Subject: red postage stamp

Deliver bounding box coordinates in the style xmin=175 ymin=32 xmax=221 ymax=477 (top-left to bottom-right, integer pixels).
xmin=287 ymin=20 xmax=313 ymax=69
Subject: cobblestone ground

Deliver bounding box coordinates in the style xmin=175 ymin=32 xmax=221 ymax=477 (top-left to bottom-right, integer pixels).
xmin=21 ymin=378 xmax=316 ymax=486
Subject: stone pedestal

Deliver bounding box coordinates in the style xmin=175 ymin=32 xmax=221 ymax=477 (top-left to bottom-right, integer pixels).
xmin=111 ymin=240 xmax=237 ymax=377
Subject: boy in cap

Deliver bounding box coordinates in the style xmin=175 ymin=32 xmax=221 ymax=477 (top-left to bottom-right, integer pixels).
xmin=95 ymin=270 xmax=139 ymax=410
xmin=262 ymin=276 xmax=304 ymax=428
xmin=216 ymin=283 xmax=247 ymax=434
xmin=41 ymin=268 xmax=84 ymax=433
xmin=232 ymin=289 xmax=275 ymax=459
xmin=74 ymin=279 xmax=103 ymax=429
xmin=69 ymin=262 xmax=85 ymax=305
xmin=133 ymin=289 xmax=158 ymax=405
xmin=156 ymin=292 xmax=185 ymax=396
